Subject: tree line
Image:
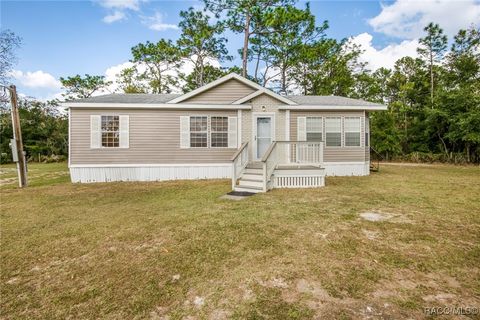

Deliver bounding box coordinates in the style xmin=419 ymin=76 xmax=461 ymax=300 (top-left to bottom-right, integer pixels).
xmin=1 ymin=0 xmax=479 ymax=163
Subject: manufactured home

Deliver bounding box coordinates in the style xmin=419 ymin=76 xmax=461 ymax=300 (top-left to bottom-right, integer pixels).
xmin=65 ymin=73 xmax=387 ymax=192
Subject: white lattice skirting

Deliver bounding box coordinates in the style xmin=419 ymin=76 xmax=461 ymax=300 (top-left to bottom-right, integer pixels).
xmin=274 ymin=175 xmax=325 ymax=188
xmin=69 ymin=164 xmax=232 ymax=183
xmin=323 ymin=162 xmax=370 ymax=176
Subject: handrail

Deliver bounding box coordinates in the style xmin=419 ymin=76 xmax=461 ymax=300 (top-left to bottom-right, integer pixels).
xmin=370 ymin=146 xmax=383 ymax=172
xmin=231 ymin=142 xmax=249 ymax=189
xmin=231 ymin=142 xmax=249 ymax=161
xmin=274 ymin=140 xmax=324 ymax=143
xmin=260 ymin=141 xmax=277 ymax=162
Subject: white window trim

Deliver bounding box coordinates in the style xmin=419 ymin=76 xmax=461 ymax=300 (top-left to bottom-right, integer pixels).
xmin=210 ymin=116 xmax=229 ymax=148
xmin=324 ymin=116 xmax=342 ymax=148
xmin=344 ymin=116 xmax=362 ymax=148
xmin=306 ymin=116 xmax=323 ymax=142
xmin=189 ymin=115 xmax=209 ymax=149
xmin=91 ymin=114 xmax=129 ymax=150
xmin=187 ymin=115 xmax=237 ymax=149
xmin=101 ymin=115 xmax=120 ymax=148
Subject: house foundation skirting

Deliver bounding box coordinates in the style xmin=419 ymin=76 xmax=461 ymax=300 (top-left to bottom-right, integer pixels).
xmin=69 ymin=164 xmax=232 ymax=183
xmin=323 ymin=162 xmax=370 ymax=176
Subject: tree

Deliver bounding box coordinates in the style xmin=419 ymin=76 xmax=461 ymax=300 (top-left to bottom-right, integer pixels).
xmin=116 ymin=66 xmax=147 ymax=93
xmin=204 ymin=0 xmax=294 ymax=77
xmin=131 ymin=39 xmax=182 ymax=93
xmin=256 ymin=4 xmax=328 ymax=93
xmin=181 ymin=65 xmax=228 ymax=93
xmin=177 ymin=8 xmax=231 ymax=89
xmin=0 ymin=29 xmax=22 ymax=85
xmin=291 ymin=38 xmax=364 ymax=96
xmin=417 ymin=23 xmax=447 ymax=105
xmin=442 ymin=26 xmax=480 ymax=161
xmin=0 ymin=98 xmax=68 ymax=163
xmin=59 ymin=74 xmax=112 ymax=100
xmin=370 ymin=108 xmax=401 ymax=161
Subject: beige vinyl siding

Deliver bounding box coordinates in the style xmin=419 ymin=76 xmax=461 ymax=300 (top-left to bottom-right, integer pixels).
xmin=290 ymin=111 xmax=366 ymax=162
xmin=365 ymin=112 xmax=370 ymax=161
xmin=70 ymin=108 xmax=237 ymax=165
xmin=240 ymin=93 xmax=286 ymax=160
xmin=183 ymin=79 xmax=256 ymax=104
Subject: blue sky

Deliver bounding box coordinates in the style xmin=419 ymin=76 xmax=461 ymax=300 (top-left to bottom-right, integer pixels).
xmin=2 ymin=0 xmax=479 ymax=99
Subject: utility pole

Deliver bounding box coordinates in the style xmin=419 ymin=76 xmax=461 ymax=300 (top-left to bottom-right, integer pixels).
xmin=8 ymin=85 xmax=28 ymax=187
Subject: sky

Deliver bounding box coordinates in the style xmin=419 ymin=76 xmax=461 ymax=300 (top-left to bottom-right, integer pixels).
xmin=1 ymin=0 xmax=479 ymax=100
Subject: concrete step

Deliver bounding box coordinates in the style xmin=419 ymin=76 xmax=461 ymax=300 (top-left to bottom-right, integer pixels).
xmin=239 ymin=179 xmax=264 ymax=188
xmin=241 ymin=173 xmax=264 ymax=181
xmin=233 ymin=186 xmax=264 ymax=193
xmin=244 ymin=168 xmax=263 ymax=175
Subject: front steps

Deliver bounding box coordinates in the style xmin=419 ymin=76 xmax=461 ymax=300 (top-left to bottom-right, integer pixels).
xmin=233 ymin=162 xmax=326 ymax=193
xmin=233 ymin=165 xmax=264 ymax=193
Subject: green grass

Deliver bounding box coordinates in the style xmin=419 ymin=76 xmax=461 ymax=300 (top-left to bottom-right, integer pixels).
xmin=1 ymin=162 xmax=479 ymax=319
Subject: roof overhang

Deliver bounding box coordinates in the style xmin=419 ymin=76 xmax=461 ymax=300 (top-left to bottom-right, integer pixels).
xmin=231 ymin=88 xmax=295 ymax=105
xmin=278 ymin=105 xmax=388 ymax=111
xmin=62 ymin=103 xmax=252 ymax=110
xmin=167 ymin=73 xmax=297 ymax=105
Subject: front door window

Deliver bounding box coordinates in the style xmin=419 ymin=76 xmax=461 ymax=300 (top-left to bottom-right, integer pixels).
xmin=256 ymin=117 xmax=272 ymax=159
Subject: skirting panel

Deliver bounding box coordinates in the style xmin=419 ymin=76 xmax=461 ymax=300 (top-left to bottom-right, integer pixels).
xmin=323 ymin=162 xmax=370 ymax=176
xmin=70 ymin=164 xmax=232 ymax=183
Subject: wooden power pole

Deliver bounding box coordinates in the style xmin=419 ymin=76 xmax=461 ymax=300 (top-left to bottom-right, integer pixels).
xmin=9 ymin=85 xmax=28 ymax=187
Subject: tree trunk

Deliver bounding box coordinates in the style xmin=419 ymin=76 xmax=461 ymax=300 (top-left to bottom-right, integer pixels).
xmin=199 ymin=58 xmax=204 ymax=88
xmin=438 ymin=132 xmax=448 ymax=156
xmin=254 ymin=50 xmax=260 ymax=83
xmin=242 ymin=14 xmax=251 ymax=78
xmin=281 ymin=67 xmax=287 ymax=93
xmin=430 ymin=51 xmax=434 ymax=107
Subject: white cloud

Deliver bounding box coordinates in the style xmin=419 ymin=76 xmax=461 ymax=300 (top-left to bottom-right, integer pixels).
xmin=102 ymin=10 xmax=126 ymax=23
xmin=97 ymin=0 xmax=142 ymax=11
xmin=369 ymin=0 xmax=480 ymax=39
xmin=350 ymin=33 xmax=419 ymax=70
xmin=10 ymin=70 xmax=62 ymax=89
xmin=97 ymin=0 xmax=145 ymax=24
xmin=141 ymin=12 xmax=179 ymax=31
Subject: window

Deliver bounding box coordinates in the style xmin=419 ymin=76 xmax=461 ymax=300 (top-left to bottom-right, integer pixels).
xmin=344 ymin=117 xmax=361 ymax=147
xmin=306 ymin=117 xmax=323 ymax=142
xmin=325 ymin=117 xmax=342 ymax=146
xmin=190 ymin=116 xmax=208 ymax=148
xmin=101 ymin=115 xmax=119 ymax=147
xmin=211 ymin=116 xmax=228 ymax=147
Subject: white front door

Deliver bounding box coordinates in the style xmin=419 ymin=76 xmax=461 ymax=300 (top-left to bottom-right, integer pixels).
xmin=255 ymin=116 xmax=273 ymax=160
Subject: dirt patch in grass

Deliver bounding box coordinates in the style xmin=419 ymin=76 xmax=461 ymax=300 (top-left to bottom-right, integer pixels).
xmin=1 ymin=163 xmax=479 ymax=318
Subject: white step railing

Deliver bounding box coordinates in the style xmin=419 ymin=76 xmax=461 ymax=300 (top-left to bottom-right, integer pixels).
xmin=261 ymin=141 xmax=324 ymax=191
xmin=231 ymin=142 xmax=249 ymax=189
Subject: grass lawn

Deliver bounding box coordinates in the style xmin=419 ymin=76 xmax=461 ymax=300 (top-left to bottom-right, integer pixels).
xmin=1 ymin=163 xmax=479 ymax=319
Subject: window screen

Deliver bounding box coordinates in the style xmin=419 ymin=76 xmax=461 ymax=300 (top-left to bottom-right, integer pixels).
xmin=211 ymin=116 xmax=228 ymax=148
xmin=344 ymin=117 xmax=361 ymax=147
xmin=101 ymin=115 xmax=119 ymax=147
xmin=306 ymin=117 xmax=322 ymax=142
xmin=325 ymin=117 xmax=341 ymax=147
xmin=190 ymin=116 xmax=208 ymax=148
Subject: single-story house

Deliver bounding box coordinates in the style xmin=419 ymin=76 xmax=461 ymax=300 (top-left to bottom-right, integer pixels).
xmin=64 ymin=73 xmax=387 ymax=192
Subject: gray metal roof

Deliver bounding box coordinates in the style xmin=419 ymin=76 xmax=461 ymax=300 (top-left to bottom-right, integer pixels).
xmin=286 ymin=95 xmax=383 ymax=107
xmin=72 ymin=93 xmax=181 ymax=104
xmin=70 ymin=93 xmax=382 ymax=107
